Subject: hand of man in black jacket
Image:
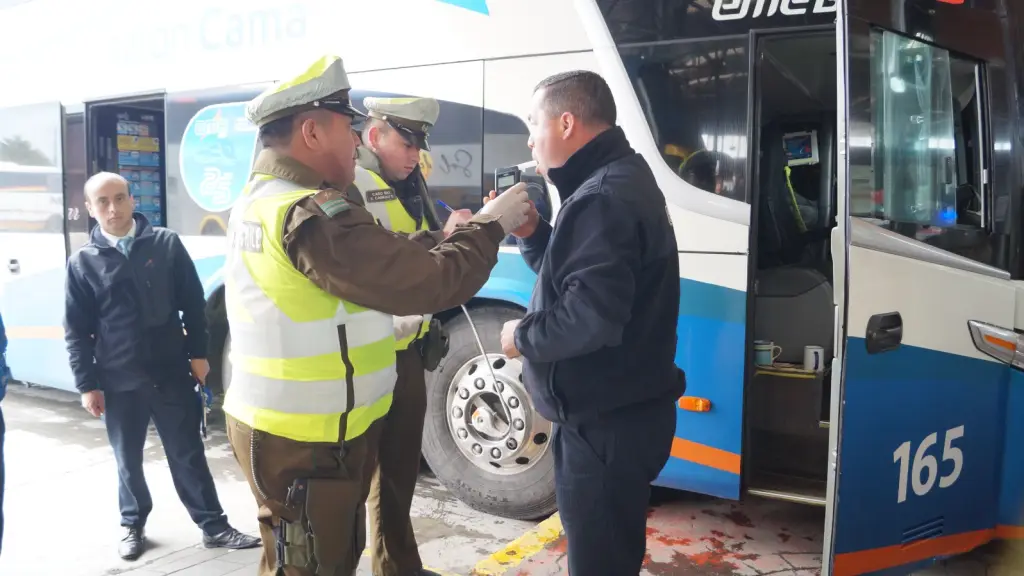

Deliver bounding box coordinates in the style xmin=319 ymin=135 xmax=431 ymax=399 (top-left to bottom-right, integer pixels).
xmin=501 ymin=320 xmax=521 ymax=358
xmin=82 ymin=390 xmax=104 ymax=418
xmin=484 ymin=190 xmax=539 ymax=238
xmin=190 ymin=359 xmax=210 ymax=386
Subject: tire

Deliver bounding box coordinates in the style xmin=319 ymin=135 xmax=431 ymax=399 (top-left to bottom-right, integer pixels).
xmin=422 ymin=304 xmax=557 ymax=521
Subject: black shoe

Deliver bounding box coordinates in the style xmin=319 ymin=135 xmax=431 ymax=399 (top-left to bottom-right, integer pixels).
xmin=118 ymin=526 xmax=145 ymax=561
xmin=202 ymin=526 xmax=261 ymax=550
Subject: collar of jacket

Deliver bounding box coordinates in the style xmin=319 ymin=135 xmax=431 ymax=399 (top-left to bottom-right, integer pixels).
xmin=88 ymin=212 xmax=154 ymax=249
xmin=252 ymin=148 xmax=330 ymax=191
xmin=545 ymin=125 xmax=635 ymax=198
xmin=356 ymin=146 xmax=385 ymax=179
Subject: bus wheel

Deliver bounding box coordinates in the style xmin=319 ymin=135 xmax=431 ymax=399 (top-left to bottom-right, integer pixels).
xmin=422 ymin=305 xmax=557 ymax=521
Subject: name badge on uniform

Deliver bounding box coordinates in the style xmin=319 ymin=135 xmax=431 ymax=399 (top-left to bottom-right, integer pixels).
xmin=366 ymin=189 xmax=397 ymax=203
xmin=230 ymin=221 xmax=264 ymax=253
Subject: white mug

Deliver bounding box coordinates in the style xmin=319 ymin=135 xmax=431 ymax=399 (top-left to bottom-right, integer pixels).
xmin=804 ymin=345 xmax=825 ymax=372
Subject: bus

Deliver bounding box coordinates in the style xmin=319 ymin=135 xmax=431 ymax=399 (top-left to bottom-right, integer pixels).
xmin=2 ymin=0 xmax=1023 ymax=573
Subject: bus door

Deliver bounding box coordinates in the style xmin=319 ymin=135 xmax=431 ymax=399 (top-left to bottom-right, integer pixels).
xmin=827 ymin=1 xmax=1016 ymax=574
xmin=0 ymin=101 xmax=77 ymax=389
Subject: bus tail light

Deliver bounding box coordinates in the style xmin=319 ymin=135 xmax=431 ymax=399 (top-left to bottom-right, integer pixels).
xmin=967 ymin=320 xmax=1024 ymax=369
xmin=679 ymin=396 xmax=711 ymax=412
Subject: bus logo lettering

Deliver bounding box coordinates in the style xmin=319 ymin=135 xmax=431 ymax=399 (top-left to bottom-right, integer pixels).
xmin=712 ymin=0 xmax=837 ymax=21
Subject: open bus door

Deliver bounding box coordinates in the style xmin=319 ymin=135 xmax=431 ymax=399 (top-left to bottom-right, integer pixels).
xmin=826 ymin=0 xmax=1018 ymax=574
xmin=0 ymin=101 xmax=77 ymax=389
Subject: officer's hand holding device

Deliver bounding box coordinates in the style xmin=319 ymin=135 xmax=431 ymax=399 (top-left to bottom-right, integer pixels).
xmin=478 ymin=181 xmax=531 ymax=234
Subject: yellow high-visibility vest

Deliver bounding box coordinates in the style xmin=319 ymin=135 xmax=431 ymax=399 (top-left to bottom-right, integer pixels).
xmin=222 ymin=173 xmax=395 ymax=443
xmin=352 ymin=167 xmax=432 ymax=351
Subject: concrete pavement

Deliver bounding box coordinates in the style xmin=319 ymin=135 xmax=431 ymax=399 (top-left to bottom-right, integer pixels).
xmin=0 ymin=384 xmax=533 ymax=576
xmin=1 ymin=383 xmax=1018 ymax=576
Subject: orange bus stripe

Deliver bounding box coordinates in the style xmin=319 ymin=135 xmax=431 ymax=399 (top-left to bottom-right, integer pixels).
xmin=834 ymin=525 xmax=1024 ymax=575
xmin=670 ymin=437 xmax=741 ymax=475
xmin=997 ymin=524 xmax=1024 ymax=539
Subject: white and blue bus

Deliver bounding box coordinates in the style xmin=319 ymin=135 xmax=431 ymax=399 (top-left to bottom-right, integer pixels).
xmin=2 ymin=0 xmax=1023 ymax=573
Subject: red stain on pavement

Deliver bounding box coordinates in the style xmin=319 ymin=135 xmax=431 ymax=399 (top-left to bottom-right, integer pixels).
xmin=724 ymin=509 xmax=755 ymax=528
xmin=686 ymin=535 xmax=760 ymax=569
xmin=647 ymin=526 xmax=693 ymax=547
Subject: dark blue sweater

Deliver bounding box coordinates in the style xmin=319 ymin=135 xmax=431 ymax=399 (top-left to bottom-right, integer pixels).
xmin=63 ymin=213 xmax=208 ymax=393
xmin=514 ymin=127 xmax=687 ymax=425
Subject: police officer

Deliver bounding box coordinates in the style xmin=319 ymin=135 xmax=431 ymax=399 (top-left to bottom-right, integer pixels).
xmin=223 ymin=54 xmax=532 ymax=576
xmin=353 ymin=96 xmax=466 ymax=576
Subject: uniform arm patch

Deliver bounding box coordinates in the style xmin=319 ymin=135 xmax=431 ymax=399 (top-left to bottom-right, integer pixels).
xmin=313 ymin=189 xmax=351 ymax=217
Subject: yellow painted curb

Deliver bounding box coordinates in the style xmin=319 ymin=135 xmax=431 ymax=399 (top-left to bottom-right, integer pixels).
xmin=470 ymin=513 xmax=564 ymax=575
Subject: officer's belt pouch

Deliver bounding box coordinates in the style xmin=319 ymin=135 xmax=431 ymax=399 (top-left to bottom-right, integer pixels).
xmin=418 ymin=318 xmax=449 ymax=372
xmin=285 ymin=477 xmax=363 ymax=572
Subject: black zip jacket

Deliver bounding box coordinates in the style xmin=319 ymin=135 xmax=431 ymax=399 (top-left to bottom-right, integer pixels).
xmin=514 ymin=126 xmax=687 ymax=425
xmin=63 ymin=213 xmax=208 ymax=393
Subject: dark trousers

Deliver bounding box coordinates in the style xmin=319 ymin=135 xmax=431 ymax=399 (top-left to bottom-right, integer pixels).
xmin=554 ymin=398 xmax=676 ymax=576
xmin=367 ymin=348 xmax=427 ymax=576
xmin=104 ymin=381 xmax=228 ymax=535
xmin=226 ymin=415 xmax=383 ymax=576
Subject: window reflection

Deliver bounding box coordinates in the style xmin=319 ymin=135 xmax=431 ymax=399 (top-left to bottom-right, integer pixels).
xmin=865 ymin=29 xmax=986 ymax=233
xmin=0 ymin=103 xmax=64 ymax=234
xmin=620 ymin=38 xmax=750 ymax=202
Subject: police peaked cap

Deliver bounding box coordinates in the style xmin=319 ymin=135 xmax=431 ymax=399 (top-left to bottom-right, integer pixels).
xmin=363 ymin=97 xmax=440 ymax=151
xmin=246 ymin=55 xmax=367 ymax=128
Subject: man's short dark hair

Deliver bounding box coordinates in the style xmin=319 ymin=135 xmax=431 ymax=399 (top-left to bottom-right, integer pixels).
xmin=533 ymin=70 xmax=616 ymax=127
xmin=258 ymin=115 xmax=296 ymax=148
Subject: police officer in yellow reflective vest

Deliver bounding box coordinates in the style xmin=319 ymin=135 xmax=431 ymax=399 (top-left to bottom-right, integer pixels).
xmin=222 ymin=54 xmax=533 ymax=576
xmin=353 ymin=96 xmax=472 ymax=576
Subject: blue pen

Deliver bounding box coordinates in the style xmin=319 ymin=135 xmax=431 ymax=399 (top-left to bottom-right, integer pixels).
xmin=436 ymin=199 xmax=455 ymax=214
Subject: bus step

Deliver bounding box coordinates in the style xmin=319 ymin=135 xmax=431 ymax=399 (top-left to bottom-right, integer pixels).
xmin=747 ymin=471 xmax=826 ymax=507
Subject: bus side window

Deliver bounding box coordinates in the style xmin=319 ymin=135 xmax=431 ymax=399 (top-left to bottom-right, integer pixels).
xmin=618 ymin=39 xmax=750 ymax=203
xmin=858 ymin=29 xmax=991 ymax=259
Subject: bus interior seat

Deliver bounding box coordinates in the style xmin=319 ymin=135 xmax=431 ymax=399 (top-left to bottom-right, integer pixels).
xmin=756 ymin=118 xmax=836 ymax=272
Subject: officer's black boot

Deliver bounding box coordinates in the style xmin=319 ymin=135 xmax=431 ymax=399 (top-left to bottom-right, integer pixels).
xmin=118 ymin=525 xmax=145 ymax=561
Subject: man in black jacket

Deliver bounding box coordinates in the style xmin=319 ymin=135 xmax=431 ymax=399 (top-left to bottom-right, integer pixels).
xmin=498 ymin=71 xmax=687 ymax=575
xmin=64 ymin=172 xmax=259 ymax=561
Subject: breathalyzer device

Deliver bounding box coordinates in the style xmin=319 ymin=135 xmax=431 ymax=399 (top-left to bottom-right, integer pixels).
xmin=493 ymin=160 xmax=537 ymax=195
xmin=494 ymin=166 xmax=521 ymax=195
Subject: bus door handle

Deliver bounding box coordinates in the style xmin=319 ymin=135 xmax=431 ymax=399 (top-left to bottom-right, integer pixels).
xmin=865 ymin=312 xmax=902 ymax=354
xmin=7 ymin=259 xmax=20 ymax=275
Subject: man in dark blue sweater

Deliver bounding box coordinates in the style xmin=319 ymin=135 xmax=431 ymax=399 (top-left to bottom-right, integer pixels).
xmin=64 ymin=172 xmax=259 ymax=561
xmin=498 ymin=71 xmax=687 ymax=576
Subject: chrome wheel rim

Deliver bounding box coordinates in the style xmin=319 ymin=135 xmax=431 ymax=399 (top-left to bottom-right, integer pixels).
xmin=445 ymin=353 xmax=552 ymax=475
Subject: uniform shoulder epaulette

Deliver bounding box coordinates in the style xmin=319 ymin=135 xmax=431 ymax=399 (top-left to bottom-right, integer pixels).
xmin=312 ymin=188 xmax=351 ymax=218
